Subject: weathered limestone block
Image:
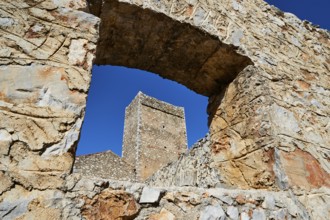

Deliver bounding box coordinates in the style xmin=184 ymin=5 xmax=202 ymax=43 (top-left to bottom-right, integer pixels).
xmin=81 ymin=189 xmax=140 ymax=220
xmin=0 ymin=0 xmax=99 ymax=188
xmin=209 ymin=66 xmax=276 ymax=189
xmin=210 ymin=64 xmax=330 ymax=190
xmin=139 ymin=187 xmax=161 ymax=204
xmin=0 ymin=185 xmax=68 ymax=220
xmin=0 ymin=0 xmax=99 ymax=218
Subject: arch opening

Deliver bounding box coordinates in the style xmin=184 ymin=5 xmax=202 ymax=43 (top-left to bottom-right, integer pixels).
xmin=77 ymin=65 xmax=209 ymax=156
xmin=74 ymin=0 xmax=253 ymax=181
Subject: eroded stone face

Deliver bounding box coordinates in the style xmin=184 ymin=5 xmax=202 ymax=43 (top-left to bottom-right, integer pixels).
xmin=0 ymin=0 xmax=99 ymax=209
xmin=0 ymin=65 xmax=85 ymax=152
xmin=278 ymin=148 xmax=330 ymax=190
xmin=209 ymin=65 xmax=330 ymax=190
xmin=0 ymin=185 xmax=66 ymax=220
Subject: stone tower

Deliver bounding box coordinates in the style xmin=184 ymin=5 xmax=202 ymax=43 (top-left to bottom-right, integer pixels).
xmin=122 ymin=92 xmax=187 ymax=181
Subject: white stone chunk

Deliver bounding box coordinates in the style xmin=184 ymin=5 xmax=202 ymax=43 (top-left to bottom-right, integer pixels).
xmin=252 ymin=208 xmax=266 ymax=220
xmin=262 ymin=195 xmax=275 ymax=210
xmin=240 ymin=212 xmax=250 ymax=220
xmin=68 ymin=39 xmax=88 ymax=65
xmin=139 ymin=187 xmax=161 ymax=203
xmin=227 ymin=206 xmax=239 ymax=220
xmin=0 ymin=18 xmax=15 ymax=27
xmin=200 ymin=204 xmax=226 ymax=220
xmin=220 ymin=195 xmax=234 ymax=205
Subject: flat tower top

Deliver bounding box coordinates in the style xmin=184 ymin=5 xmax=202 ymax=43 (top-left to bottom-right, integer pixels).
xmin=127 ymin=91 xmax=185 ymax=119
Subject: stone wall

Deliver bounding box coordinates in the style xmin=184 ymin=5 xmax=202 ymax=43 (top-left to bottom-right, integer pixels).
xmin=122 ymin=92 xmax=140 ymax=172
xmin=0 ymin=1 xmax=99 ymax=218
xmin=147 ymin=134 xmax=222 ymax=188
xmin=87 ymin=0 xmax=330 ymax=190
xmin=0 ymin=0 xmax=99 ymax=193
xmin=50 ymin=175 xmax=330 ymax=219
xmin=0 ymin=0 xmax=329 ymax=219
xmin=74 ymin=150 xmax=135 ymax=181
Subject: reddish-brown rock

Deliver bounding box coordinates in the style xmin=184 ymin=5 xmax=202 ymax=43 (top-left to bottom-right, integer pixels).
xmin=280 ymin=148 xmax=330 ymax=190
xmin=81 ymin=189 xmax=140 ymax=220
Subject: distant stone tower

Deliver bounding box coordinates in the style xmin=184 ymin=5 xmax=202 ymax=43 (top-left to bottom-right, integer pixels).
xmin=122 ymin=92 xmax=187 ymax=181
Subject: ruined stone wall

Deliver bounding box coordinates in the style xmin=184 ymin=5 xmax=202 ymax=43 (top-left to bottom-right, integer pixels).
xmin=0 ymin=1 xmax=99 ymax=218
xmin=74 ymin=150 xmax=135 ymax=181
xmin=122 ymin=92 xmax=187 ymax=181
xmin=147 ymin=134 xmax=222 ymax=188
xmin=88 ymin=0 xmax=330 ymax=191
xmin=0 ymin=0 xmax=329 ymax=219
xmin=0 ymin=0 xmax=98 ymax=193
xmin=209 ymin=64 xmax=330 ymax=190
xmin=62 ymin=175 xmax=328 ymax=220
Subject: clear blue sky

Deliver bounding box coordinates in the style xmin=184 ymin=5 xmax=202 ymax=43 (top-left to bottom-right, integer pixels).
xmin=77 ymin=66 xmax=208 ymax=156
xmin=77 ymin=0 xmax=329 ymax=156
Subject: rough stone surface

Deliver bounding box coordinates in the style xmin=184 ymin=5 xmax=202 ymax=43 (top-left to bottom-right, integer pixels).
xmin=73 ymin=150 xmax=135 ymax=181
xmin=200 ymin=204 xmax=226 ymax=220
xmin=81 ymin=189 xmax=140 ymax=220
xmin=0 ymin=0 xmax=99 ymax=196
xmin=227 ymin=206 xmax=239 ymax=220
xmin=0 ymin=0 xmax=329 ymax=219
xmin=149 ymin=208 xmax=176 ymax=220
xmin=54 ymin=176 xmax=330 ymax=219
xmin=147 ymin=135 xmax=222 ymax=188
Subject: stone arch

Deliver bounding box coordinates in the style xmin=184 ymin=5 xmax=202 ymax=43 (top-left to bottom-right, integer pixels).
xmin=75 ymin=0 xmax=254 ymax=183
xmin=87 ymin=0 xmax=254 ymax=148
xmin=80 ymin=0 xmax=330 ymax=190
xmin=91 ymin=0 xmax=252 ymax=97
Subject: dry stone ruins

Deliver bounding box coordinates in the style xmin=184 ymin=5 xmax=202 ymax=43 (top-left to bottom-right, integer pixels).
xmin=74 ymin=92 xmax=187 ymax=182
xmin=0 ymin=0 xmax=329 ymax=219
